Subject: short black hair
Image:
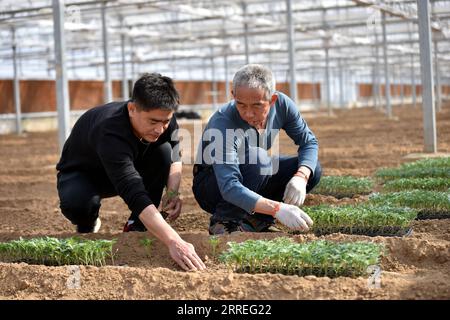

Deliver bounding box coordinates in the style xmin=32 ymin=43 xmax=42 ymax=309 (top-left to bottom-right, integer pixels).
xmin=132 ymin=73 xmax=179 ymax=111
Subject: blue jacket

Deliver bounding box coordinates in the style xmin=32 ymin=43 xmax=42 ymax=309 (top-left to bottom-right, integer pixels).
xmin=196 ymin=91 xmax=318 ymax=213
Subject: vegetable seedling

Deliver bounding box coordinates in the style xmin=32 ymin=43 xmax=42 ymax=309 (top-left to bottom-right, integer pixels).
xmin=375 ymin=167 xmax=450 ymax=183
xmin=209 ymin=236 xmax=220 ymax=259
xmin=0 ymin=237 xmax=116 ymax=266
xmin=311 ymin=176 xmax=374 ymax=198
xmin=369 ymin=190 xmax=450 ymax=219
xmin=382 ymin=178 xmax=450 ymax=192
xmin=303 ymin=204 xmax=416 ymax=236
xmin=140 ymin=237 xmax=155 ymax=258
xmin=160 ymin=188 xmax=180 ymax=219
xmin=219 ymin=238 xmax=384 ymax=278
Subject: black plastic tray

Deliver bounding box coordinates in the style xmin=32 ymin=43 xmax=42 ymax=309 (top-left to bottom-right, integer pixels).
xmin=312 ymin=192 xmax=370 ymax=199
xmin=416 ymin=211 xmax=450 ymax=220
xmin=311 ymin=226 xmax=413 ymax=237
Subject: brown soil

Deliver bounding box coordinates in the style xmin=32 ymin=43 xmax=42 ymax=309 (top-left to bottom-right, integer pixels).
xmin=0 ymin=105 xmax=449 ymax=300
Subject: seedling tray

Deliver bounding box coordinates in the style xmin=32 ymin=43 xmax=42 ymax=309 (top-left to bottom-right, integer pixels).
xmin=311 ymin=226 xmax=413 ymax=237
xmin=219 ymin=238 xmax=384 ymax=278
xmin=415 ymin=210 xmax=450 ymax=220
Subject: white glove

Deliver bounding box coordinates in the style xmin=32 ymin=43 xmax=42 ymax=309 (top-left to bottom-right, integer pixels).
xmin=274 ymin=203 xmax=313 ymax=231
xmin=283 ymin=176 xmax=307 ymax=206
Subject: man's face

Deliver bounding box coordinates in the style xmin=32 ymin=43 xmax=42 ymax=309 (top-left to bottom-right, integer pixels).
xmin=233 ymin=86 xmax=277 ymax=129
xmin=127 ymin=102 xmax=173 ymax=143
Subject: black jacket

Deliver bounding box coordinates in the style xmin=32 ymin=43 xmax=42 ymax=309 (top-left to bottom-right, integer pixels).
xmin=56 ymin=101 xmax=180 ymax=215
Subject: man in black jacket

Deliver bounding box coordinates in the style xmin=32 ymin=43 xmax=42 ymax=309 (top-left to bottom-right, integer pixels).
xmin=56 ymin=73 xmax=205 ymax=271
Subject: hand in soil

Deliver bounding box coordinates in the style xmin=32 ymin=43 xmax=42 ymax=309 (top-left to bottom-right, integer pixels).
xmin=162 ymin=197 xmax=182 ymax=221
xmin=275 ymin=203 xmax=313 ymax=231
xmin=160 ymin=189 xmax=182 ymax=221
xmin=283 ymin=175 xmax=307 ymax=206
xmin=168 ymin=238 xmax=206 ymax=271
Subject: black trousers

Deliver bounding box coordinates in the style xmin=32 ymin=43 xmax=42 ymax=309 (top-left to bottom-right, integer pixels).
xmin=193 ymin=151 xmax=322 ymax=226
xmin=57 ymin=142 xmax=172 ymax=231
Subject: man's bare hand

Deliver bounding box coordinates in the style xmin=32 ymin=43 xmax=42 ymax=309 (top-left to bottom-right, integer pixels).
xmin=159 ymin=191 xmax=182 ymax=221
xmin=168 ymin=238 xmax=206 ymax=271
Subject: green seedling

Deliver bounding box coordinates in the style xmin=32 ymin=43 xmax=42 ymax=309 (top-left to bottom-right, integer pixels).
xmin=140 ymin=237 xmax=155 ymax=258
xmin=166 ymin=189 xmax=180 ymax=199
xmin=375 ymin=157 xmax=450 ymax=183
xmin=400 ymin=157 xmax=450 ymax=170
xmin=311 ymin=176 xmax=374 ymax=198
xmin=376 ymin=157 xmax=450 ymax=182
xmin=0 ymin=237 xmax=116 ymax=266
xmin=219 ymin=238 xmax=384 ymax=278
xmin=382 ymin=178 xmax=450 ymax=192
xmin=160 ymin=188 xmax=180 ymax=219
xmin=303 ymin=204 xmax=416 ymax=236
xmin=369 ymin=190 xmax=450 ymax=216
xmin=209 ymin=236 xmax=220 ymax=259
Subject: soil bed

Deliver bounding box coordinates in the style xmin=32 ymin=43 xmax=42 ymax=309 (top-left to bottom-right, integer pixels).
xmin=0 ymin=105 xmax=449 ymax=299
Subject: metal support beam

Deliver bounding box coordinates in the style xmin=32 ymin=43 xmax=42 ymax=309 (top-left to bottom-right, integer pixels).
xmin=411 ymin=53 xmax=417 ymax=108
xmin=417 ymin=0 xmax=437 ymax=153
xmin=375 ymin=31 xmax=381 ymax=109
xmin=371 ymin=63 xmax=376 ymax=107
xmin=324 ymin=43 xmax=332 ymax=116
xmin=267 ymin=52 xmax=273 ymax=70
xmin=286 ymin=0 xmax=298 ymax=104
xmin=101 ymin=2 xmax=113 ymax=103
xmin=352 ymin=70 xmax=358 ymax=106
xmin=382 ymin=12 xmax=392 ymax=118
xmin=392 ymin=62 xmax=396 ymax=102
xmin=335 ymin=69 xmax=340 ymax=107
xmin=399 ymin=66 xmax=404 ymax=107
xmin=130 ymin=37 xmax=135 ymax=90
xmin=211 ymin=48 xmax=217 ymax=110
xmin=338 ymin=58 xmax=344 ymax=108
xmin=409 ymin=23 xmax=417 ymax=108
xmin=311 ymin=66 xmax=319 ymax=110
xmin=11 ymin=27 xmax=22 ymax=135
xmin=120 ymin=16 xmax=129 ymax=100
xmin=52 ymin=0 xmax=70 ymax=152
xmin=242 ymin=2 xmax=249 ymax=65
xmin=224 ymin=53 xmax=230 ymax=102
xmin=434 ymin=40 xmax=441 ymax=112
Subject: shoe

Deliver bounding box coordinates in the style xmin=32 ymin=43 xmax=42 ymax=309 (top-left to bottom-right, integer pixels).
xmin=77 ymin=217 xmax=101 ymax=233
xmin=123 ymin=219 xmax=147 ymax=232
xmin=244 ymin=215 xmax=281 ymax=233
xmin=208 ymin=220 xmax=255 ymax=235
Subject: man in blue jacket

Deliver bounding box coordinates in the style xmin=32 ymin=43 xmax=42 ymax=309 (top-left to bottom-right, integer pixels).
xmin=193 ymin=64 xmax=321 ymax=235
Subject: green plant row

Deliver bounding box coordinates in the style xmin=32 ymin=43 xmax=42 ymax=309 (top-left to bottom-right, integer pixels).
xmin=303 ymin=204 xmax=416 ymax=236
xmin=368 ymin=190 xmax=450 ymax=215
xmin=382 ymin=178 xmax=450 ymax=192
xmin=376 ymin=157 xmax=450 ymax=179
xmin=219 ymin=238 xmax=384 ymax=278
xmin=375 ymin=167 xmax=450 ymax=182
xmin=0 ymin=237 xmax=116 ymax=266
xmin=311 ymin=176 xmax=374 ymax=198
xmin=400 ymin=157 xmax=450 ymax=170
